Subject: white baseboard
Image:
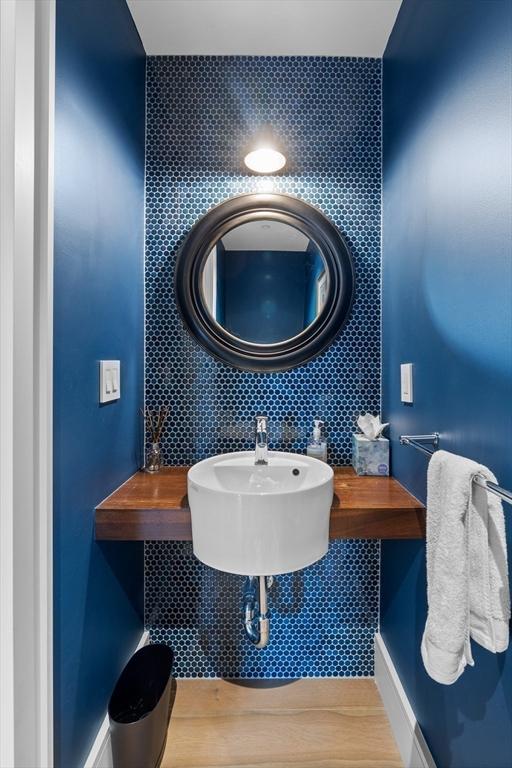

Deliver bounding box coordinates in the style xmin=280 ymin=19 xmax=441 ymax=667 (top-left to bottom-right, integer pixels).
xmin=374 ymin=634 xmax=436 ymax=768
xmin=83 ymin=630 xmax=150 ymax=768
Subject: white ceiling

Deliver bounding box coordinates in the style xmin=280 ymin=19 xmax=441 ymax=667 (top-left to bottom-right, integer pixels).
xmin=128 ymin=0 xmax=402 ymax=57
xmin=221 ymin=220 xmax=310 ymax=252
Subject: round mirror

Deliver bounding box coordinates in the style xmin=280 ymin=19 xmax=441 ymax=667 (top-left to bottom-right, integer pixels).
xmin=175 ymin=193 xmax=354 ymax=371
xmin=201 ymin=220 xmax=329 ymax=346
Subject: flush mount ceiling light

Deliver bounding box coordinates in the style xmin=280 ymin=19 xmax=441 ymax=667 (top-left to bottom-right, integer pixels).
xmin=244 ymin=147 xmax=286 ymax=174
xmin=244 ymin=124 xmax=287 ymax=174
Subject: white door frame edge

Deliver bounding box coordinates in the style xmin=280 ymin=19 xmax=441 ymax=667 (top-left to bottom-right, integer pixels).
xmin=0 ymin=2 xmax=55 ymax=766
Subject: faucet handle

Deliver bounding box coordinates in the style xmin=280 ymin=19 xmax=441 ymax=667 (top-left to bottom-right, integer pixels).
xmin=255 ymin=414 xmax=268 ymax=432
xmin=254 ymin=415 xmax=269 ymax=465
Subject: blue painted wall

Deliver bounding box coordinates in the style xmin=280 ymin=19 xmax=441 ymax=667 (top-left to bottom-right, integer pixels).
xmin=54 ymin=1 xmax=145 ymax=765
xmin=219 ymin=249 xmax=313 ymax=343
xmin=381 ymin=1 xmax=512 ymax=766
xmin=145 ymin=56 xmax=382 ymax=677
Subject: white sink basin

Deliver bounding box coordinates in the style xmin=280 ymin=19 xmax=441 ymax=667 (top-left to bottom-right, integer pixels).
xmin=187 ymin=451 xmax=333 ymax=576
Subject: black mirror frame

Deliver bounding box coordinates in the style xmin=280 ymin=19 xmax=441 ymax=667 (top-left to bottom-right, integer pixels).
xmin=175 ymin=193 xmax=355 ymax=372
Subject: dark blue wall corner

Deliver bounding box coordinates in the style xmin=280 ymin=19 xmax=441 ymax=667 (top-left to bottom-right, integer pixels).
xmin=382 ymin=1 xmax=512 ymax=766
xmin=53 ymin=1 xmax=146 ymax=765
xmin=219 ymin=250 xmax=312 ymax=343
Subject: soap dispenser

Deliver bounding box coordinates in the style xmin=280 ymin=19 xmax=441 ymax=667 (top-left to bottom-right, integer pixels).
xmin=307 ymin=420 xmax=327 ymax=462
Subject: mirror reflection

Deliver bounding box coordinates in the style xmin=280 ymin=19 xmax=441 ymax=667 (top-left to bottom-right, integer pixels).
xmin=202 ymin=220 xmax=328 ymax=345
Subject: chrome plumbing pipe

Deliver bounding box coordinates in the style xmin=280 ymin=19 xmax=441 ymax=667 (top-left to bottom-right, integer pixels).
xmin=243 ymin=575 xmax=273 ymax=649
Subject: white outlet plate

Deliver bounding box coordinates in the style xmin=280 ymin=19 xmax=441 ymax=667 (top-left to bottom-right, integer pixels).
xmin=400 ymin=363 xmax=413 ymax=403
xmin=99 ymin=360 xmax=120 ymax=403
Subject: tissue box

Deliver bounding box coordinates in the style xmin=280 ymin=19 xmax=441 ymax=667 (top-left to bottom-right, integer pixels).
xmin=352 ymin=434 xmax=389 ymax=476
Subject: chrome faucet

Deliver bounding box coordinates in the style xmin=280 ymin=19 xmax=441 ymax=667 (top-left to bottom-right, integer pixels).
xmin=254 ymin=415 xmax=269 ymax=465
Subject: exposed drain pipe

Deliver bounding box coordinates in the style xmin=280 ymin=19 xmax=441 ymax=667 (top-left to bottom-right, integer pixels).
xmin=243 ymin=575 xmax=273 ymax=649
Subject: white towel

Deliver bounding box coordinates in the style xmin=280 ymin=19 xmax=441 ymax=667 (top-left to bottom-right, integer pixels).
xmin=421 ymin=450 xmax=510 ymax=685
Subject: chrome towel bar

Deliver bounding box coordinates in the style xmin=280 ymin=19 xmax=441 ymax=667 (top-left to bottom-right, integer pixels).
xmin=399 ymin=434 xmax=512 ymax=507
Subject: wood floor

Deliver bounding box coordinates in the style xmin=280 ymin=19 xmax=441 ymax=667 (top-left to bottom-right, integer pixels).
xmin=161 ymin=679 xmax=402 ymax=768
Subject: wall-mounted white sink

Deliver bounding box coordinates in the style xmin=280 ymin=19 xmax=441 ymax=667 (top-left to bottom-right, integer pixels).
xmin=188 ymin=451 xmax=333 ymax=576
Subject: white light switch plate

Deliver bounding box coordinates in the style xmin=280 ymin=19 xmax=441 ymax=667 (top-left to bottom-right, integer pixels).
xmin=401 ymin=363 xmax=413 ymax=403
xmin=99 ymin=360 xmax=120 ymax=403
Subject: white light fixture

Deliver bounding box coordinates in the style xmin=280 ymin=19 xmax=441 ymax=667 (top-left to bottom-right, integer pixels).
xmin=244 ymin=146 xmax=286 ymax=174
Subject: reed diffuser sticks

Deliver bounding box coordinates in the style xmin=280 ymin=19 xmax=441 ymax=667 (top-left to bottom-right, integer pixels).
xmin=142 ymin=405 xmax=169 ymax=443
xmin=141 ymin=406 xmax=169 ymax=472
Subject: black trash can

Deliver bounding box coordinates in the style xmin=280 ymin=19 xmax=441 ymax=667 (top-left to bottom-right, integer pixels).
xmin=108 ymin=644 xmax=174 ymax=768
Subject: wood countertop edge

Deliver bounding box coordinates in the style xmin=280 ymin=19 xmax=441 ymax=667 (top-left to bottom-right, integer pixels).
xmin=96 ymin=501 xmax=424 ymax=515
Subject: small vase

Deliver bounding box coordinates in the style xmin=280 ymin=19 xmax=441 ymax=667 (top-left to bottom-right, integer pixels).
xmin=146 ymin=442 xmax=161 ymax=473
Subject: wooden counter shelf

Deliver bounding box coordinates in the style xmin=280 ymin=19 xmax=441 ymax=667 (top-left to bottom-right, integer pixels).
xmin=95 ymin=467 xmax=425 ymax=541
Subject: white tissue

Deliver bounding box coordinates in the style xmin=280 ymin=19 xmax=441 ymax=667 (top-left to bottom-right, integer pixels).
xmin=357 ymin=413 xmax=389 ymax=441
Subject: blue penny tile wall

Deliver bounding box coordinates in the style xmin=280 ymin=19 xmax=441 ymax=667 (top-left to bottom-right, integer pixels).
xmin=145 ymin=540 xmax=379 ymax=678
xmin=144 ymin=56 xmax=382 ymax=677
